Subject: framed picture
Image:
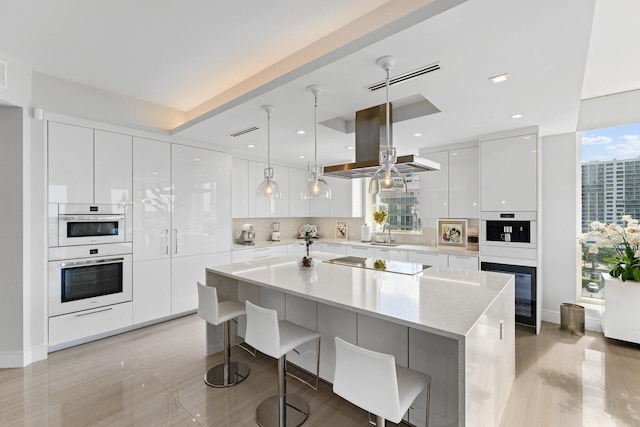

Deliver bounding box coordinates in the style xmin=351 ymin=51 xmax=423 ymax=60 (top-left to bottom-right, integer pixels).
xmin=335 ymin=221 xmax=349 ymax=240
xmin=437 ymin=219 xmax=467 ymax=247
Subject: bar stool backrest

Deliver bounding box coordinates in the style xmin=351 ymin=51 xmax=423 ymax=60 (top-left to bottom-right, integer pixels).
xmin=245 ymin=300 xmax=281 ymax=359
xmin=333 ymin=337 xmax=402 ymax=422
xmin=197 ymin=282 xmax=220 ymax=326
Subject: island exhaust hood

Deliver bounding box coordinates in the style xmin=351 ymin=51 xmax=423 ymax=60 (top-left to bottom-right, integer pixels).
xmin=323 ymin=103 xmax=440 ymax=179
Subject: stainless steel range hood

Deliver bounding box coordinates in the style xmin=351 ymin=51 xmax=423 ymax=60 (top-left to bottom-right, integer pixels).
xmin=323 ymin=103 xmax=440 ymax=178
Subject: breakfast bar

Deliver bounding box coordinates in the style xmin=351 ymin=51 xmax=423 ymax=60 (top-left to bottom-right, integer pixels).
xmin=206 ymin=252 xmax=515 ymax=427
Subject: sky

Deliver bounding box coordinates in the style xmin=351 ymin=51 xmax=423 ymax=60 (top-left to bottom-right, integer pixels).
xmin=581 ymin=123 xmax=640 ymax=163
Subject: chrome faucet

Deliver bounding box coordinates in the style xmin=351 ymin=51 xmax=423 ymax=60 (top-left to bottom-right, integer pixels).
xmin=383 ymin=223 xmax=393 ymax=243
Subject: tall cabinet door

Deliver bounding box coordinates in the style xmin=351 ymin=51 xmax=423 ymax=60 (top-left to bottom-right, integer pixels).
xmin=419 ymin=151 xmax=449 ymax=223
xmin=94 ymin=130 xmax=132 ymax=204
xmin=48 ymin=122 xmax=94 ymax=204
xmin=232 ymin=158 xmax=249 ymax=218
xmin=448 ymin=147 xmax=479 ymax=218
xmin=171 ymin=144 xmax=231 ymax=257
xmin=132 ymin=137 xmax=172 ymax=262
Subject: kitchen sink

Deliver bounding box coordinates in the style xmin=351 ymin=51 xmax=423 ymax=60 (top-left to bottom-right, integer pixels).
xmin=370 ymin=242 xmax=401 ymax=247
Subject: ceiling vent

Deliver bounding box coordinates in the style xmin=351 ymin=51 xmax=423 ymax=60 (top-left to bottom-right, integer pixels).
xmin=366 ymin=62 xmax=440 ymax=92
xmin=229 ymin=126 xmax=259 ymax=137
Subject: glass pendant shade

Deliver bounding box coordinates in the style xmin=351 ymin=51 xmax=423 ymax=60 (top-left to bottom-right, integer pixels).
xmin=256 ymin=105 xmax=282 ymax=199
xmin=301 ymin=162 xmax=331 ymax=199
xmin=368 ymin=147 xmax=407 ymax=194
xmin=256 ymin=166 xmax=282 ymax=199
xmin=301 ymin=85 xmax=331 ymax=200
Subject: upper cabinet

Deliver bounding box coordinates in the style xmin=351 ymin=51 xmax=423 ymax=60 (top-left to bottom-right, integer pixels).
xmin=48 ymin=122 xmax=132 ymax=204
xmin=480 ymin=134 xmax=537 ymax=212
xmin=288 ymin=167 xmax=309 ymax=217
xmin=419 ymin=147 xmax=478 ymax=221
xmin=448 ymin=147 xmax=479 ymax=218
xmin=308 ymin=176 xmax=362 ymax=218
xmin=231 ymin=158 xmax=249 ymax=218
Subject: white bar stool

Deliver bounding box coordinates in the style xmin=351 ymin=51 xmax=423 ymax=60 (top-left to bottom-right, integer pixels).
xmin=333 ymin=337 xmax=431 ymax=426
xmin=197 ymin=282 xmax=250 ymax=387
xmin=245 ymin=300 xmax=321 ymax=427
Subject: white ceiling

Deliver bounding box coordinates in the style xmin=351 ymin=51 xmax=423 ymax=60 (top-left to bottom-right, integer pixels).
xmin=1 ymin=0 xmax=638 ymax=168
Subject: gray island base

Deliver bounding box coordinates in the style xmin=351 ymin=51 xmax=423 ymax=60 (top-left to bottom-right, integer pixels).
xmin=206 ymin=252 xmax=515 ymax=427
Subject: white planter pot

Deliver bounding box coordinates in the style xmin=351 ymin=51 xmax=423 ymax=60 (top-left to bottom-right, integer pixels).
xmin=604 ymin=274 xmax=640 ymax=344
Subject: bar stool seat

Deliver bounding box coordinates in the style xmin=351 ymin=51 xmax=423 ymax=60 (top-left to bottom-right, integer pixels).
xmin=245 ymin=300 xmax=321 ymax=427
xmin=197 ymin=282 xmax=250 ymax=387
xmin=333 ymin=337 xmax=431 ymax=426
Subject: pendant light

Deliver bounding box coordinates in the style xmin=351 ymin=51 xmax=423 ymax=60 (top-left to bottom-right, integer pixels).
xmin=368 ymin=56 xmax=407 ymax=195
xmin=256 ymin=105 xmax=282 ymax=199
xmin=301 ymin=85 xmax=331 ymax=200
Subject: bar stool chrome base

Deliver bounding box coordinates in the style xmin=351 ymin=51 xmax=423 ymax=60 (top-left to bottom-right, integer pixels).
xmin=256 ymin=394 xmax=309 ymax=427
xmin=204 ymin=361 xmax=250 ymax=388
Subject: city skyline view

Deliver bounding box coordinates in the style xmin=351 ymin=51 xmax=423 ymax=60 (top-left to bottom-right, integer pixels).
xmin=582 ymin=123 xmax=640 ymax=163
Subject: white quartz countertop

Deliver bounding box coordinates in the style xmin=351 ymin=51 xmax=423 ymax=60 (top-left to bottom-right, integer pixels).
xmin=208 ymin=251 xmax=513 ymax=340
xmin=232 ymin=238 xmax=480 ymax=257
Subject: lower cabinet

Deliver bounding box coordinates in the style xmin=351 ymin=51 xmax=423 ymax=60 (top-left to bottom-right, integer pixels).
xmin=49 ymin=302 xmax=133 ymax=347
xmin=133 ymin=251 xmax=230 ymax=324
xmin=448 ymin=254 xmax=479 ymax=270
xmin=347 ymin=244 xmax=376 ymax=258
xmin=375 ymin=247 xmax=408 ymax=261
xmin=288 ymin=242 xmax=306 ymax=256
xmin=133 ymin=259 xmax=171 ymax=324
xmin=408 ymin=251 xmax=449 ymax=267
xmin=232 ymin=246 xmax=288 ymax=263
xmin=320 ymin=243 xmax=348 ymax=255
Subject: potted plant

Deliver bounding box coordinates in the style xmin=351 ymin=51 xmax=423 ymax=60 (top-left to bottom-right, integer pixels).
xmin=298 ymin=231 xmax=316 ymax=270
xmin=579 ymin=214 xmax=640 ymax=342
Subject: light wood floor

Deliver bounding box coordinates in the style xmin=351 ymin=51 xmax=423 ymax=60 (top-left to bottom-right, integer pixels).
xmin=2 ymin=316 xmax=640 ymax=426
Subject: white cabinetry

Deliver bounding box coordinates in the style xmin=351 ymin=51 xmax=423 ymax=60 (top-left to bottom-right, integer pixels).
xmin=288 ymin=167 xmax=309 ymax=217
xmin=48 ymin=122 xmax=132 ymax=204
xmin=320 ymin=242 xmax=348 ymax=255
xmin=132 ymin=137 xmax=231 ymax=321
xmin=420 ymin=147 xmax=479 ymax=221
xmin=480 ymin=134 xmax=537 ymax=211
xmin=420 ymin=151 xmax=449 ymax=222
xmin=448 ymin=254 xmax=479 ymax=270
xmin=408 ymin=250 xmax=449 ymax=267
xmin=287 ymin=242 xmax=306 ymax=257
xmin=448 ymin=147 xmax=479 ymax=218
xmin=232 ymin=158 xmax=249 ymax=218
xmin=375 ymin=247 xmax=408 ymax=261
xmin=347 ymin=244 xmax=375 ymax=258
xmin=309 ymin=177 xmax=360 ymax=217
xmin=232 ymin=245 xmax=287 ymax=263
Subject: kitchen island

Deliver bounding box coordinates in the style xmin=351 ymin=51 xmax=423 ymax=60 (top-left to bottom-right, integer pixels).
xmin=206 ymin=252 xmax=514 ymax=427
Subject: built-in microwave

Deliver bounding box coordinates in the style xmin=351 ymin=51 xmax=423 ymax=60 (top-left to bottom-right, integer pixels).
xmin=50 ymin=204 xmax=129 ymax=247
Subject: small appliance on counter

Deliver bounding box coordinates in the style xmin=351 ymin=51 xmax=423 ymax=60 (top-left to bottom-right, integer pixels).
xmin=271 ymin=222 xmax=281 ymax=241
xmin=236 ymin=223 xmax=255 ymax=245
xmin=361 ymin=223 xmax=371 ymax=242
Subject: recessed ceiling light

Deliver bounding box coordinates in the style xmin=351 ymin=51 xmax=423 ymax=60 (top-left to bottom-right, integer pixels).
xmin=299 ymin=155 xmax=305 ymax=159
xmin=296 ymin=130 xmax=306 ymax=135
xmin=345 ymin=146 xmax=354 ymax=150
xmin=247 ymin=144 xmax=255 ymax=148
xmin=511 ymin=113 xmax=523 ymax=119
xmin=194 ymin=158 xmax=200 ymax=161
xmin=414 ymin=133 xmax=422 ymax=137
xmin=524 ymin=136 xmax=532 ymax=139
xmin=489 ymin=73 xmax=509 ymax=84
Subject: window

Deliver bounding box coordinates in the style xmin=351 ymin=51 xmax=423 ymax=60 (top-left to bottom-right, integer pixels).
xmin=580 ymin=123 xmax=640 ymax=302
xmin=366 ymin=174 xmax=421 ymax=234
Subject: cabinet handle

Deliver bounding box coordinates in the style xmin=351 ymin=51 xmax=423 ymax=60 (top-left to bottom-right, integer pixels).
xmin=254 ymin=255 xmax=271 ymax=259
xmin=499 ymin=320 xmax=504 ymax=340
xmin=75 ymin=307 xmax=113 ymax=317
xmin=164 ymin=229 xmax=169 ymax=255
xmin=254 ymin=247 xmax=270 ymax=252
xmin=174 ymin=229 xmax=178 ymax=254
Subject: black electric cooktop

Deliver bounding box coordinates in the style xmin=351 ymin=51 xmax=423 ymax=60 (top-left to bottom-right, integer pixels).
xmin=323 ymin=256 xmax=430 ymax=276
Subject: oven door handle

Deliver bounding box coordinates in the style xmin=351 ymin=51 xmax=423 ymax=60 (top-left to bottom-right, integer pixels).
xmin=60 ymin=215 xmax=125 ymax=221
xmin=60 ymin=257 xmax=125 ymax=268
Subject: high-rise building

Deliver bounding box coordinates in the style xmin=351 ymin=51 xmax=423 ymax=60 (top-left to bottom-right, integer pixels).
xmin=582 ymin=157 xmax=640 ymax=231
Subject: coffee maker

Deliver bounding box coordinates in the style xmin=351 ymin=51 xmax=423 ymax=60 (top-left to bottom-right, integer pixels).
xmin=237 ymin=223 xmax=255 ymax=245
xmin=271 ymin=222 xmax=281 ymax=241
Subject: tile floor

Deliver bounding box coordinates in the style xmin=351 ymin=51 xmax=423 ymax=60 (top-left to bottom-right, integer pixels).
xmin=2 ymin=316 xmax=640 ymax=426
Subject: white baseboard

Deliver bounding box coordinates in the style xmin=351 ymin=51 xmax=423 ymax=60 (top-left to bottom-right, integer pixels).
xmin=542 ymin=308 xmax=603 ymax=333
xmin=0 ymin=344 xmax=49 ymax=368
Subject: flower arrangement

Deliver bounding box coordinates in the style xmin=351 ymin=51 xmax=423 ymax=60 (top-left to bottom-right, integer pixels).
xmin=373 ymin=210 xmax=388 ymax=226
xmin=579 ymin=214 xmax=640 ymax=281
